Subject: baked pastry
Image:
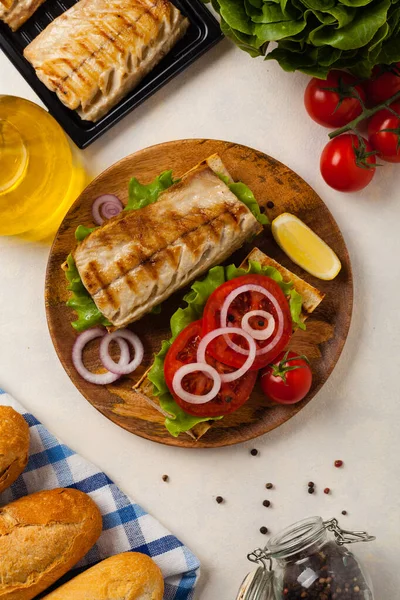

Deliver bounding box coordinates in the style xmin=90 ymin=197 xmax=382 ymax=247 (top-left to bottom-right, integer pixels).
xmin=0 ymin=0 xmax=46 ymax=31
xmin=0 ymin=405 xmax=30 ymax=494
xmin=72 ymin=155 xmax=262 ymax=329
xmin=0 ymin=488 xmax=102 ymax=600
xmin=23 ymin=0 xmax=189 ymax=121
xmin=42 ymin=552 xmax=164 ymax=599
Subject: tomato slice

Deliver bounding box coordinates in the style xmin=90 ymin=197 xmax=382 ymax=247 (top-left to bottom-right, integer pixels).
xmin=164 ymin=320 xmax=257 ymax=417
xmin=201 ymin=275 xmax=292 ymax=370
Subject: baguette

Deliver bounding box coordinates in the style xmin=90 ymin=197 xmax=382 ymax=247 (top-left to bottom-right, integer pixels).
xmin=0 ymin=406 xmax=30 ymax=494
xmin=244 ymin=248 xmax=325 ymax=315
xmin=42 ymin=552 xmax=164 ymax=600
xmin=0 ymin=488 xmax=102 ymax=600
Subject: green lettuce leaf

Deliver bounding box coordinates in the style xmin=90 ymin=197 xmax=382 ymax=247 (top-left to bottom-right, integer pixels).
xmin=204 ymin=0 xmax=400 ymax=77
xmin=378 ymin=33 xmax=400 ymax=64
xmin=75 ymin=225 xmax=97 ymax=241
xmin=309 ymin=0 xmax=391 ymax=50
xmin=221 ymin=17 xmax=265 ymax=56
xmin=148 ymin=260 xmax=304 ymax=437
xmin=219 ymin=0 xmax=256 ymax=34
xmin=217 ymin=173 xmax=269 ymax=225
xmin=125 ymin=170 xmax=179 ymax=211
xmin=64 ymin=255 xmax=112 ymax=332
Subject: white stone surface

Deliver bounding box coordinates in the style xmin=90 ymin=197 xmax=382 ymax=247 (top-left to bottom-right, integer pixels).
xmin=1 ymin=36 xmax=400 ymax=600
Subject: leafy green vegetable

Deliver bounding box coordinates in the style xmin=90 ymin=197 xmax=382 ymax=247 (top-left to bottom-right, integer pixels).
xmin=125 ymin=170 xmax=179 ymax=211
xmin=205 ymin=0 xmax=400 ymax=77
xmin=75 ymin=225 xmax=97 ymax=241
xmin=64 ymin=255 xmax=112 ymax=332
xmin=148 ymin=260 xmax=304 ymax=437
xmin=217 ymin=173 xmax=269 ymax=225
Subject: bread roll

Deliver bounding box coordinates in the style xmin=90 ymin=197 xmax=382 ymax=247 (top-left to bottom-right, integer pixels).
xmin=0 ymin=488 xmax=103 ymax=600
xmin=42 ymin=552 xmax=164 ymax=600
xmin=0 ymin=406 xmax=30 ymax=494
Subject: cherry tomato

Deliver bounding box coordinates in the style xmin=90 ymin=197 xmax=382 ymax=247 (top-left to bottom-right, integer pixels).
xmin=304 ymin=70 xmax=366 ymax=128
xmin=320 ymin=134 xmax=376 ymax=192
xmin=365 ymin=63 xmax=400 ymax=107
xmin=260 ymin=351 xmax=312 ymax=404
xmin=202 ymin=275 xmax=293 ymax=371
xmin=164 ymin=320 xmax=257 ymax=417
xmin=368 ymin=101 xmax=400 ymax=163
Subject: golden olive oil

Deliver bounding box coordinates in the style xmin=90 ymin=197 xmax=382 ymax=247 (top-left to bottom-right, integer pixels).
xmin=0 ymin=96 xmax=87 ymax=240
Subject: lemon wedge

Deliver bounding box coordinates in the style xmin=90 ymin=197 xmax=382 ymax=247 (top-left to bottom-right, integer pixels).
xmin=271 ymin=213 xmax=341 ymax=280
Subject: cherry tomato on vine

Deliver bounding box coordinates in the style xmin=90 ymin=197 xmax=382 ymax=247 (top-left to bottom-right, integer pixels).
xmin=320 ymin=134 xmax=376 ymax=192
xmin=260 ymin=351 xmax=312 ymax=404
xmin=368 ymin=101 xmax=400 ymax=163
xmin=304 ymin=70 xmax=366 ymax=128
xmin=365 ymin=63 xmax=400 ymax=107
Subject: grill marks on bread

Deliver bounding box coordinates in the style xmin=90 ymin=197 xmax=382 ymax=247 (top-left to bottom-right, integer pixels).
xmin=73 ymin=160 xmax=262 ymax=328
xmin=23 ymin=0 xmax=189 ymax=121
xmin=0 ymin=0 xmax=46 ymax=31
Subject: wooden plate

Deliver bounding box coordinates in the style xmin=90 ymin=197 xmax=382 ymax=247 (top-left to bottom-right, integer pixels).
xmin=45 ymin=139 xmax=353 ymax=448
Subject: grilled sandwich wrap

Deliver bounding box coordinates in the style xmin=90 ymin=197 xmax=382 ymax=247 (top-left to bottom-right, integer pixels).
xmin=23 ymin=0 xmax=189 ymax=121
xmin=72 ymin=156 xmax=263 ymax=329
xmin=0 ymin=0 xmax=45 ymax=30
xmin=132 ymin=247 xmax=325 ymax=441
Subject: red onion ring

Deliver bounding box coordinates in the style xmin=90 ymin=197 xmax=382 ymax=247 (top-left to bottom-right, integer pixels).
xmin=172 ymin=363 xmax=221 ymax=405
xmin=72 ymin=328 xmax=130 ymax=385
xmin=241 ymin=310 xmax=275 ymax=340
xmin=99 ymin=329 xmax=144 ymax=375
xmin=220 ymin=284 xmax=284 ymax=356
xmin=92 ymin=194 xmax=123 ymax=225
xmin=197 ymin=327 xmax=256 ymax=383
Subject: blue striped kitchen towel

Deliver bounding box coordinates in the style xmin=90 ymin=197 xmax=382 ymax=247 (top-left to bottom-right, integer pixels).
xmin=0 ymin=389 xmax=200 ymax=600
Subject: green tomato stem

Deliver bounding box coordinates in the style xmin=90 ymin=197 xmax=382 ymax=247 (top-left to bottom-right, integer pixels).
xmin=329 ymin=89 xmax=400 ymax=140
xmin=271 ymin=350 xmax=309 ymax=383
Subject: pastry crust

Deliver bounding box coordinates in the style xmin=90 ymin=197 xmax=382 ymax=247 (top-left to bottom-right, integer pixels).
xmin=0 ymin=0 xmax=46 ymax=31
xmin=42 ymin=552 xmax=164 ymax=599
xmin=0 ymin=406 xmax=29 ymax=494
xmin=73 ymin=155 xmax=262 ymax=329
xmin=23 ymin=0 xmax=189 ymax=121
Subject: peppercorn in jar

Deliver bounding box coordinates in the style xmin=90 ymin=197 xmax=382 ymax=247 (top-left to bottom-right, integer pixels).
xmin=237 ymin=517 xmax=375 ymax=600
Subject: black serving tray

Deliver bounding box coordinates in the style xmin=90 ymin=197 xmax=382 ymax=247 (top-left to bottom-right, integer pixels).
xmin=0 ymin=0 xmax=222 ymax=148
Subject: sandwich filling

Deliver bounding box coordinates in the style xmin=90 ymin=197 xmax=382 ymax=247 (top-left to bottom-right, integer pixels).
xmin=146 ymin=259 xmax=305 ymax=437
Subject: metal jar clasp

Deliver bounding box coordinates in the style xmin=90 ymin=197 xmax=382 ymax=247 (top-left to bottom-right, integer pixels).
xmin=323 ymin=517 xmax=376 ymax=545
